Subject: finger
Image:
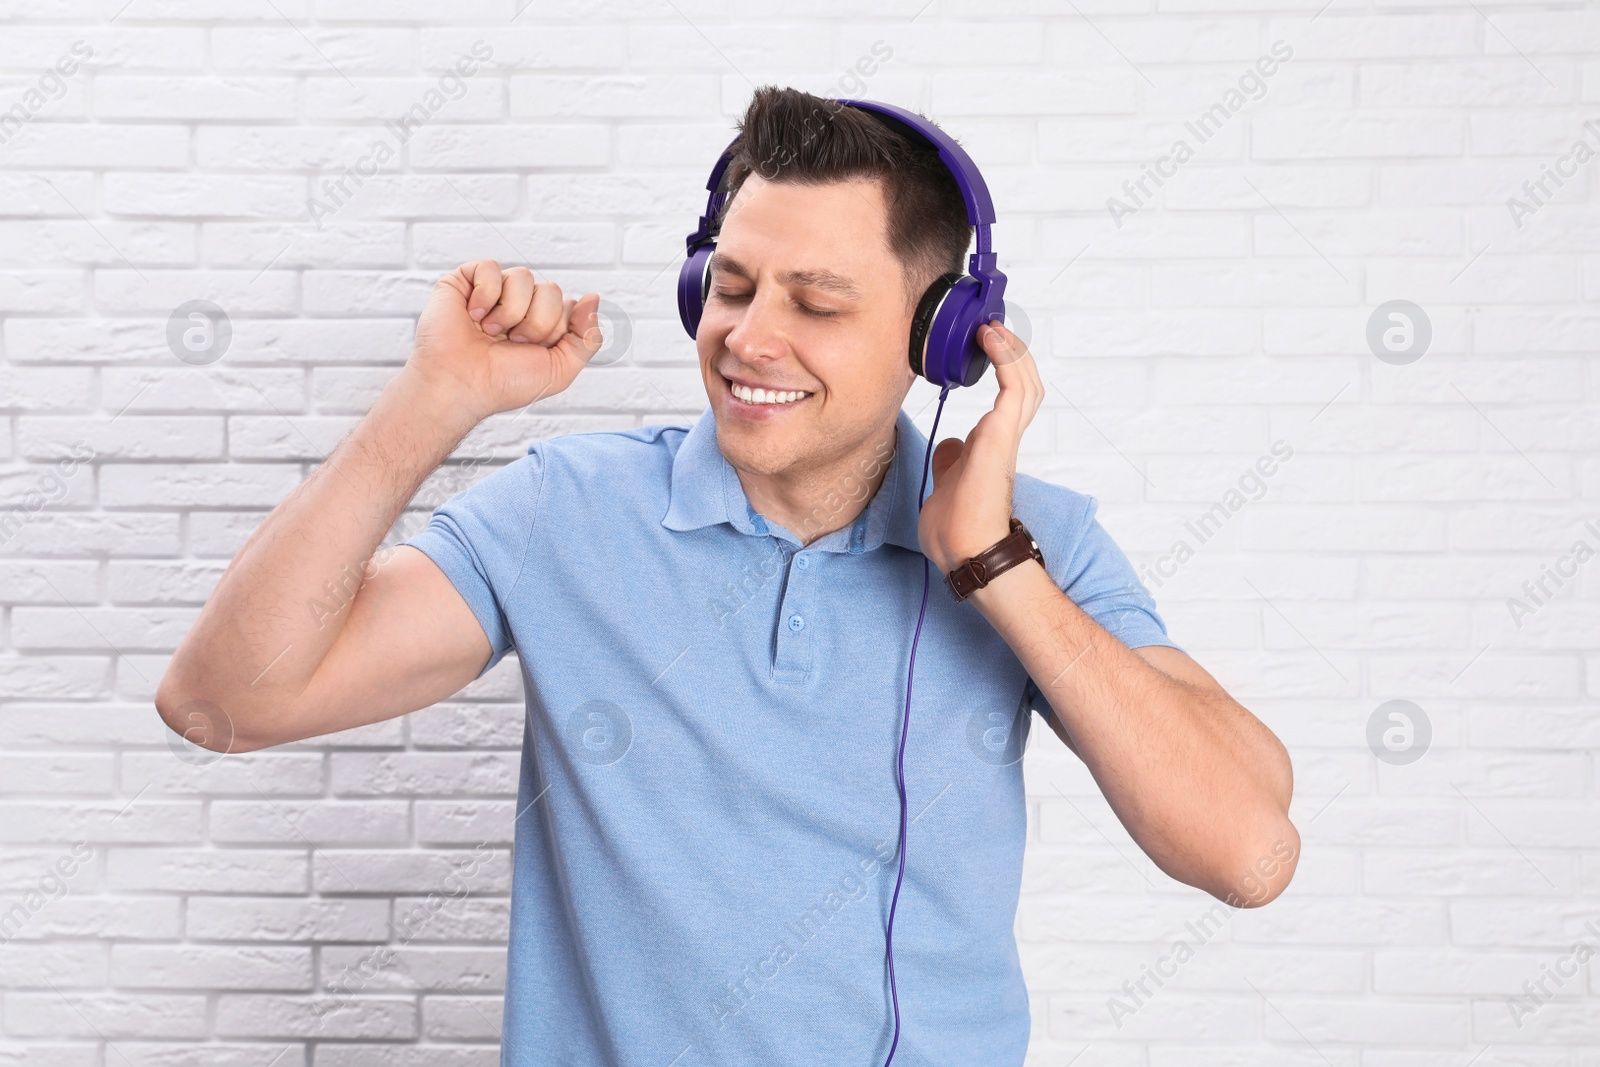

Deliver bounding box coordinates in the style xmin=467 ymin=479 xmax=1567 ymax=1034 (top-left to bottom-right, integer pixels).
xmin=930 ymin=437 xmax=964 ymax=487
xmin=1001 ymin=324 xmax=1044 ymax=426
xmin=517 ymin=296 xmax=577 ymax=346
xmin=516 ymin=278 xmax=568 ymax=346
xmin=482 ymin=266 xmax=535 ymax=336
xmin=430 ymin=270 xmax=473 ymax=313
xmin=549 ymin=293 xmax=605 ymax=369
xmin=962 ymin=340 xmax=1041 ymax=480
xmin=983 ymin=319 xmax=1027 ymax=368
xmin=460 ymin=259 xmax=504 ymax=323
xmin=981 ymin=321 xmax=1041 ymax=431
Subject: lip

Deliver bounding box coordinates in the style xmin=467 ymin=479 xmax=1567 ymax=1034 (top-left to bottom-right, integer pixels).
xmin=719 ymin=371 xmax=815 ymax=418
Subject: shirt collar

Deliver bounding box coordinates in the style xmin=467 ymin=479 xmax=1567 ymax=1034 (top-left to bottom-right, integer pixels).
xmin=662 ymin=407 xmax=929 ymax=555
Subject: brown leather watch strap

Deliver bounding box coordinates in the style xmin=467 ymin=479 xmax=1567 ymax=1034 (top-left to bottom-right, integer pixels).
xmin=945 ymin=518 xmax=1045 ymax=601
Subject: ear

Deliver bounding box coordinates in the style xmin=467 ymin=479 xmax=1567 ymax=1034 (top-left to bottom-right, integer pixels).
xmin=931 ymin=437 xmax=963 ymax=487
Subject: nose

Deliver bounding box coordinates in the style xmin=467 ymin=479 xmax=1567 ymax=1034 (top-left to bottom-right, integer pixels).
xmin=724 ymin=288 xmax=790 ymax=368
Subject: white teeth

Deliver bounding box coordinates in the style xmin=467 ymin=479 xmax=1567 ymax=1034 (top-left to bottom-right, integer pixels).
xmin=731 ymin=382 xmax=810 ymax=405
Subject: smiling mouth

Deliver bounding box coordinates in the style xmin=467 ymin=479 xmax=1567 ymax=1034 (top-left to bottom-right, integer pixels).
xmin=726 ymin=378 xmax=814 ymax=406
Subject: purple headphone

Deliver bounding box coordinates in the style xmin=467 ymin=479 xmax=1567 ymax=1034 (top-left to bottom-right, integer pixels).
xmin=676 ymin=99 xmax=1007 ymax=389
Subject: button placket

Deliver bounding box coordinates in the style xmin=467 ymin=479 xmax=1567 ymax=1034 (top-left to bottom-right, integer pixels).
xmin=772 ymin=550 xmax=814 ymax=683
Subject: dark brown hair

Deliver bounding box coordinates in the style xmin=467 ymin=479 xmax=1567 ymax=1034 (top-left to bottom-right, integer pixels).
xmin=717 ymin=86 xmax=972 ymax=308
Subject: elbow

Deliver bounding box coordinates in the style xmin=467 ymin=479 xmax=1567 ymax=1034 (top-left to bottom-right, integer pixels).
xmin=1220 ymin=816 xmax=1300 ymax=909
xmin=154 ymin=668 xmax=258 ymax=755
xmin=1217 ymin=712 xmax=1298 ymax=907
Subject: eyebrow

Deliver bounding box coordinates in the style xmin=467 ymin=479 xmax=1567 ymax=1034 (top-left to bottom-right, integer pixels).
xmin=709 ymin=253 xmax=863 ymax=301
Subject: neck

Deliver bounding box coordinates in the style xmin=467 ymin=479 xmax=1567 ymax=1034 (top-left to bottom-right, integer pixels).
xmin=734 ymin=421 xmax=900 ymax=547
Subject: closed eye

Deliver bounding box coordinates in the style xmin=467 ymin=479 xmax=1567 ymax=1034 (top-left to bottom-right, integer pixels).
xmin=714 ymin=289 xmax=838 ymax=319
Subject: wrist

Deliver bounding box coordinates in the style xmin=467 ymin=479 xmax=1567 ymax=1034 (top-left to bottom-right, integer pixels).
xmin=965 ymin=554 xmax=1053 ymax=615
xmin=931 ymin=522 xmax=1013 ymax=574
xmin=942 ymin=518 xmax=1045 ymax=603
xmin=337 ymin=370 xmax=483 ymax=492
xmin=385 ymin=367 xmax=486 ymax=443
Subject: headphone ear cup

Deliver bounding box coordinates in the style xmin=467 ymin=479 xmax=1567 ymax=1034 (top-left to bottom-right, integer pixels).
xmin=908 ymin=273 xmax=961 ymax=381
xmin=921 ymin=276 xmax=1001 ymax=388
xmin=677 ymin=245 xmax=715 ymax=339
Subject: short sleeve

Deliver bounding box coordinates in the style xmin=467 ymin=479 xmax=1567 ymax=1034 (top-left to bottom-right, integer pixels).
xmin=1057 ymin=499 xmax=1184 ymax=656
xmin=402 ymin=448 xmax=545 ymax=678
xmin=1019 ymin=488 xmax=1184 ymax=723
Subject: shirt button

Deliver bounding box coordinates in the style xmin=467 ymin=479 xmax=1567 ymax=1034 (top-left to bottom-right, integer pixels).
xmin=788 ymin=614 xmax=805 ymax=632
xmin=795 ymin=555 xmax=809 ymax=570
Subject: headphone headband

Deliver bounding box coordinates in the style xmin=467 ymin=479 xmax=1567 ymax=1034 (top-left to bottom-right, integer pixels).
xmin=833 ymin=99 xmax=995 ymax=259
xmin=684 ymin=149 xmax=736 ymax=256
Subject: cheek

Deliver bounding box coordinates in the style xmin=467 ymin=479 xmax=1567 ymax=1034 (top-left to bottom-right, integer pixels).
xmin=815 ymin=333 xmax=905 ymax=407
xmin=695 ymin=310 xmax=731 ymax=365
xmin=868 ymin=317 xmax=914 ymax=387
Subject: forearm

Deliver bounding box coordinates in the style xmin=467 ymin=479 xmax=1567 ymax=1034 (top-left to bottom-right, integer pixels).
xmin=969 ymin=562 xmax=1297 ymax=904
xmin=156 ymin=370 xmax=477 ymax=738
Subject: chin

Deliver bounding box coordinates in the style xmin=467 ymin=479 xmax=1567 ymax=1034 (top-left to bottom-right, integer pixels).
xmin=713 ymin=415 xmax=805 ymax=476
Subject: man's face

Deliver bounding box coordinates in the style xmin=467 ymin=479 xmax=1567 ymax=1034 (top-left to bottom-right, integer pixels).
xmin=696 ymin=174 xmax=916 ymax=478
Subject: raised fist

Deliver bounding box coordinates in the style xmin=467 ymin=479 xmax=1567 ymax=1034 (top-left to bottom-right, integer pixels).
xmin=410 ymin=259 xmax=604 ymax=423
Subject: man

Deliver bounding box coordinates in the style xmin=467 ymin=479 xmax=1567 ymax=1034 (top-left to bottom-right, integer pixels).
xmin=157 ymin=87 xmax=1297 ymax=1066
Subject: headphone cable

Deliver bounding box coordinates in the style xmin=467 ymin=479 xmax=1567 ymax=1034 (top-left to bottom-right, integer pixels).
xmin=883 ymin=383 xmax=951 ymax=1067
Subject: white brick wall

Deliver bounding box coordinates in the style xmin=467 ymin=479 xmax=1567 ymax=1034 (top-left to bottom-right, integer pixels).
xmin=0 ymin=1 xmax=1596 ymax=1063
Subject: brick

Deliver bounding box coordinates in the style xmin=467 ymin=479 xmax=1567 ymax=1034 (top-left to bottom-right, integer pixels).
xmin=186 ymin=896 xmax=391 ymax=941
xmin=0 ymin=270 xmax=81 ymax=313
xmin=106 ymin=848 xmax=308 ymax=893
xmin=330 ymin=753 xmax=519 ymax=797
xmin=9 ymin=124 xmax=178 ymax=175
xmin=12 ymin=606 xmax=198 ymax=650
xmin=212 ymin=994 xmax=416 ymax=1039
xmin=209 ymin=800 xmax=409 ymax=844
xmin=100 ymin=463 xmax=304 ymax=508
xmin=3 ymin=28 xmax=203 ymax=70
xmin=211 ymin=28 xmax=415 ymax=72
xmin=103 ymin=173 xmax=306 ymax=219
xmin=310 ymin=848 xmax=510 ymax=893
xmin=201 ymin=223 xmax=407 ymax=269
xmin=0 ymin=894 xmax=180 ymax=941
xmin=107 ymin=0 xmax=311 ymax=20
xmin=109 ymin=560 xmax=228 ymax=604
xmin=509 ymin=75 xmax=716 ymax=118
xmin=120 ymin=752 xmax=326 ymax=796
xmin=1253 ymin=113 xmax=1463 ymax=159
xmin=303 ymin=76 xmax=504 ymax=123
xmin=0 ymin=220 xmax=194 ymax=267
xmin=2 ymin=993 xmax=206 ymax=1038
xmin=93 ymin=269 xmax=300 ymax=314
xmin=411 ymin=222 xmax=615 ymax=267
xmin=423 ymin=26 xmax=626 ymax=69
xmin=112 ymin=945 xmax=312 ymax=989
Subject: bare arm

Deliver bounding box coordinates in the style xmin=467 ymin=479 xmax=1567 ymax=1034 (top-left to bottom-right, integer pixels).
xmin=155 ymin=262 xmax=603 ymax=752
xmin=984 ymin=570 xmax=1299 ymax=908
xmin=917 ymin=320 xmax=1297 ymax=908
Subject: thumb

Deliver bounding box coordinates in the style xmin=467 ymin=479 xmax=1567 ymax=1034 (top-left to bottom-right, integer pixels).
xmin=553 ymin=293 xmax=604 ymax=366
xmin=931 ymin=437 xmax=963 ymax=487
xmin=423 ymin=270 xmax=472 ymax=324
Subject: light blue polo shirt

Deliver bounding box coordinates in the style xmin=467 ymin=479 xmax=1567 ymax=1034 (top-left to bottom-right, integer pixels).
xmin=406 ymin=405 xmax=1181 ymax=1067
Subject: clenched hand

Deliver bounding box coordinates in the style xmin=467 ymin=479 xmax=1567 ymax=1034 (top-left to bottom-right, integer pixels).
xmin=409 ymin=259 xmax=604 ymax=423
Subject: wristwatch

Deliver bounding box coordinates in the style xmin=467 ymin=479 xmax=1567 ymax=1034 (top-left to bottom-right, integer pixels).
xmin=945 ymin=518 xmax=1045 ymax=601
